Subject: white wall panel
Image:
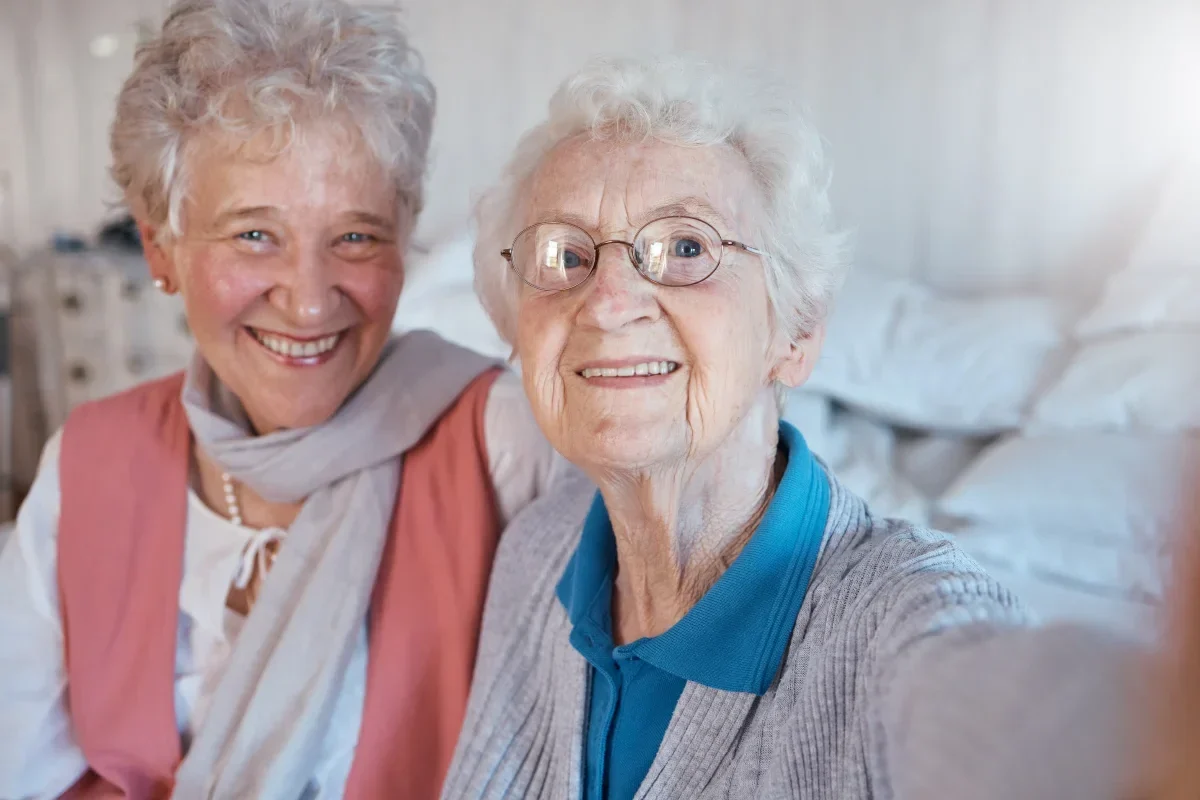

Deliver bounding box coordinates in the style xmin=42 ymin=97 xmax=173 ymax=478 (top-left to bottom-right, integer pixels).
xmin=0 ymin=0 xmax=39 ymax=251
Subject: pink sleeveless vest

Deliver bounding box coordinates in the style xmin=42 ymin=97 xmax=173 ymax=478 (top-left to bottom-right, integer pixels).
xmin=55 ymin=368 xmax=503 ymax=800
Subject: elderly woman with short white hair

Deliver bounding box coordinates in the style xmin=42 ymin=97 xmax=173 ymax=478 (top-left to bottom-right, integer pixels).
xmin=0 ymin=1 xmax=555 ymax=798
xmin=442 ymin=58 xmax=1142 ymax=800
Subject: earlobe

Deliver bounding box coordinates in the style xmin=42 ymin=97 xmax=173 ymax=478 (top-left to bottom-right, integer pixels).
xmin=136 ymin=220 xmax=178 ymax=294
xmin=771 ymin=349 xmax=808 ymax=388
xmin=771 ymin=325 xmax=826 ymax=389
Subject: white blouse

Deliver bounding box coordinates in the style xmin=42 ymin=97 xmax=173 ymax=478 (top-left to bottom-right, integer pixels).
xmin=0 ymin=371 xmax=559 ymax=800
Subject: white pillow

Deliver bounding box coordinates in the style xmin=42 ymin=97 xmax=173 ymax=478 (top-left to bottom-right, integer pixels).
xmin=937 ymin=432 xmax=1198 ymax=598
xmin=393 ymin=233 xmax=511 ymax=360
xmin=787 ymin=403 xmax=933 ymax=524
xmin=1030 ymin=331 xmax=1200 ymax=431
xmin=954 ymin=522 xmax=1166 ymax=605
xmin=807 ymin=270 xmax=1066 ymax=434
xmin=824 ymin=412 xmax=930 ymax=525
xmin=1076 ymin=160 xmax=1200 ymax=337
xmin=976 ymin=557 xmax=1157 ymax=639
xmin=894 ymin=433 xmax=990 ymax=501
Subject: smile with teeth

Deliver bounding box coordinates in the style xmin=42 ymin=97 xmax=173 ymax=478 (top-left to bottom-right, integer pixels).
xmin=579 ymin=361 xmax=679 ymax=379
xmin=249 ymin=328 xmax=342 ymax=359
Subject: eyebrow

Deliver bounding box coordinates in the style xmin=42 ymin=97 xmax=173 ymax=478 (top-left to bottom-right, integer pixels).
xmin=211 ymin=205 xmax=280 ymax=227
xmin=343 ymin=211 xmax=398 ymax=232
xmin=537 ymin=196 xmax=732 ymax=234
xmin=209 ymin=206 xmax=397 ymax=233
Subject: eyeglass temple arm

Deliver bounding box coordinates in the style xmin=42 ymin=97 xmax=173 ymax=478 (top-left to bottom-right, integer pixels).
xmin=722 ymin=240 xmax=764 ymax=256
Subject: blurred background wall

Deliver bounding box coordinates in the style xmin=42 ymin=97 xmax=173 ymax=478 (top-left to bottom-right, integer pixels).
xmin=1 ymin=0 xmax=1197 ymax=299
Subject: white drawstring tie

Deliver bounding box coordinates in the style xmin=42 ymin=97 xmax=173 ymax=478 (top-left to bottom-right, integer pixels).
xmin=233 ymin=527 xmax=285 ymax=590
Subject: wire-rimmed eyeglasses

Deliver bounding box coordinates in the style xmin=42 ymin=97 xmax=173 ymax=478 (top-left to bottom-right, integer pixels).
xmin=500 ymin=216 xmax=765 ymax=292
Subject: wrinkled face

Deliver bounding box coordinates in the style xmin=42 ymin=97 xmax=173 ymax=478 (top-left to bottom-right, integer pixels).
xmin=142 ymin=120 xmax=405 ymax=434
xmin=513 ymin=137 xmax=816 ymax=473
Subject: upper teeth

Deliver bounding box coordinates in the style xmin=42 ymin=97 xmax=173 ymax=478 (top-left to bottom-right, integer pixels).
xmin=252 ymin=330 xmax=341 ymax=358
xmin=580 ymin=361 xmax=678 ymax=379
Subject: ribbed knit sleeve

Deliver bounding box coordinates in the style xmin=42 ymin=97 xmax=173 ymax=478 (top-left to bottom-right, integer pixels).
xmin=875 ymin=608 xmax=1143 ymax=800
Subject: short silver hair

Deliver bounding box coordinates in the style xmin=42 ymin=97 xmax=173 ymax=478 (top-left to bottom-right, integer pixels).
xmin=474 ymin=56 xmax=848 ymax=345
xmin=111 ymin=0 xmax=435 ymax=242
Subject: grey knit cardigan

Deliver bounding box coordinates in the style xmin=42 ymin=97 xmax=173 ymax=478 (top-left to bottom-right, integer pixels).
xmin=442 ymin=466 xmax=1142 ymax=800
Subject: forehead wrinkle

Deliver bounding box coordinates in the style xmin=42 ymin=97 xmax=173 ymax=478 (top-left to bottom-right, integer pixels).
xmin=187 ymin=151 xmax=396 ymax=238
xmin=531 ymin=198 xmax=736 ymax=240
xmin=525 ymin=139 xmax=749 ymax=239
xmin=622 ymin=146 xmax=743 ymax=229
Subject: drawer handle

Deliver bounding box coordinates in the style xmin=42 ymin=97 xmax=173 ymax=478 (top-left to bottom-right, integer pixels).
xmin=61 ymin=293 xmax=83 ymax=313
xmin=68 ymin=362 xmax=91 ymax=384
xmin=121 ymin=281 xmax=142 ymax=301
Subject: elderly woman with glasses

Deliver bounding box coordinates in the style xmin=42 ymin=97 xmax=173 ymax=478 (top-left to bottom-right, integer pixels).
xmin=441 ymin=58 xmax=1142 ymax=800
xmin=0 ymin=1 xmax=556 ymax=799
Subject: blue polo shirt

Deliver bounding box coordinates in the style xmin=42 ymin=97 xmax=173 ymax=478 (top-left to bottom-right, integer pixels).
xmin=555 ymin=421 xmax=831 ymax=800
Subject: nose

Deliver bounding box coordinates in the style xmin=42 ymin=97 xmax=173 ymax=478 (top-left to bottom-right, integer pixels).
xmin=573 ymin=241 xmax=660 ymax=332
xmin=269 ymin=247 xmax=341 ymax=325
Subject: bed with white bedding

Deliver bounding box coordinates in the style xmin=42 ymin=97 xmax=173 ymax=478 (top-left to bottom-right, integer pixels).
xmin=393 ymin=163 xmax=1199 ymax=641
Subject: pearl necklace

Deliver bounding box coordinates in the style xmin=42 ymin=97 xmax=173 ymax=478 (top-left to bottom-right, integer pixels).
xmin=221 ymin=472 xmax=243 ymax=526
xmin=222 ymin=472 xmax=284 ymax=592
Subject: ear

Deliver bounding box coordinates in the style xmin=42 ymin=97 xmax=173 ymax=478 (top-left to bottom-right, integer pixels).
xmin=136 ymin=219 xmax=177 ymax=287
xmin=771 ymin=324 xmax=826 ymax=388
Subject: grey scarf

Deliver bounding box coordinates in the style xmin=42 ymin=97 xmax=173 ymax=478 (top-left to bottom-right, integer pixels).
xmin=170 ymin=330 xmax=496 ymax=799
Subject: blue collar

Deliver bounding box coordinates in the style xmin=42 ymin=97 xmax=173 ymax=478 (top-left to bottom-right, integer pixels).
xmin=555 ymin=421 xmax=831 ymax=695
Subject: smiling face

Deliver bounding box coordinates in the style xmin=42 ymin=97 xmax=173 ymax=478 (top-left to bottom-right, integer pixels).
xmin=513 ymin=136 xmax=818 ymax=474
xmin=140 ymin=120 xmax=405 ymax=434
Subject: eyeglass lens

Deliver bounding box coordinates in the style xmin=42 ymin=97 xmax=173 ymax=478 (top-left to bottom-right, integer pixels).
xmin=509 ymin=217 xmax=724 ymax=290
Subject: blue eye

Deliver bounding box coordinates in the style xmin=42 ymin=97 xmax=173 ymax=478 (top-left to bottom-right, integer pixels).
xmin=238 ymin=230 xmax=268 ymax=242
xmin=673 ymin=238 xmax=704 ymax=258
xmin=561 ymin=249 xmax=584 ymax=269
xmin=342 ymin=232 xmax=375 ymax=244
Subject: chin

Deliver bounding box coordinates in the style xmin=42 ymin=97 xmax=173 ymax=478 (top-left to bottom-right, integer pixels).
xmin=245 ymin=395 xmax=346 ymax=433
xmin=572 ymin=423 xmax=686 ymax=472
xmin=280 ymin=406 xmax=342 ymax=430
xmin=232 ymin=362 xmax=366 ymax=433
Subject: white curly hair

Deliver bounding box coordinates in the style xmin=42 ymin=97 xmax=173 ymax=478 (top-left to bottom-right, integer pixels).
xmin=110 ymin=0 xmax=435 ymax=243
xmin=473 ymin=56 xmax=848 ymax=346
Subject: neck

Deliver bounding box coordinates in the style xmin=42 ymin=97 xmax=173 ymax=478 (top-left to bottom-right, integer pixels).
xmin=193 ymin=446 xmax=305 ymax=531
xmin=596 ymin=396 xmax=784 ymax=645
